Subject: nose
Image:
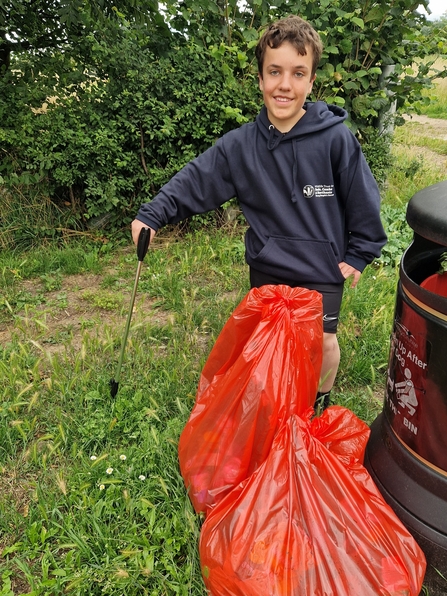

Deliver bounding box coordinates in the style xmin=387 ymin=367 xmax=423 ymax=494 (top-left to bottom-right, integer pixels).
xmin=278 ymin=72 xmax=292 ymax=90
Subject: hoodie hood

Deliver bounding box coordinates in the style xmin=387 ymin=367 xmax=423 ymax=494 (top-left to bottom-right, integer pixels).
xmin=257 ymin=101 xmax=348 ymax=151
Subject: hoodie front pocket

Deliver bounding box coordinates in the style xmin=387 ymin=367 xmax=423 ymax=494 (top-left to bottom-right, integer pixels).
xmin=251 ymin=236 xmax=346 ymax=284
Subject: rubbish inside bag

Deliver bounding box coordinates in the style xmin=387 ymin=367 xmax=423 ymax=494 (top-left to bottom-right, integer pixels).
xmin=178 ymin=285 xmax=323 ymax=514
xmin=199 ymin=409 xmax=426 ymax=596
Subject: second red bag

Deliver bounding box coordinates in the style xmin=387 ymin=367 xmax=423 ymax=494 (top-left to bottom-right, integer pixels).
xmin=200 ymin=408 xmax=426 ymax=596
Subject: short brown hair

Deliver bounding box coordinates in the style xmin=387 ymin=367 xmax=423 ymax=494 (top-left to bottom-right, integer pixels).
xmin=255 ymin=15 xmax=323 ymax=77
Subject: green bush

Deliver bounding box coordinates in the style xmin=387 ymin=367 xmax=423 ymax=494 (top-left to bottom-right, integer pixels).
xmin=360 ymin=129 xmax=394 ymax=189
xmin=0 ymin=35 xmax=258 ymax=242
xmin=2 ymin=0 xmax=445 ymax=246
xmin=378 ymin=203 xmax=413 ymax=268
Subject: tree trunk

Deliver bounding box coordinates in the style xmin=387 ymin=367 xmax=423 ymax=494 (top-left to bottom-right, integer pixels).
xmin=0 ymin=30 xmax=11 ymax=75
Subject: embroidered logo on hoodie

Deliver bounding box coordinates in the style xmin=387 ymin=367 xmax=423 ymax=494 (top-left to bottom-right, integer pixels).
xmin=303 ymin=184 xmax=335 ymax=198
xmin=303 ymin=185 xmax=315 ymax=198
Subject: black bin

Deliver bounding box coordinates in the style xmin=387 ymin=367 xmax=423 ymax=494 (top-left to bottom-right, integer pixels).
xmin=365 ymin=181 xmax=447 ymax=595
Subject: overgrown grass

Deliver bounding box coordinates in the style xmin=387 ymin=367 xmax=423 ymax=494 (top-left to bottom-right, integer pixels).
xmin=1 ymin=108 xmax=447 ymax=594
xmin=384 ymin=134 xmax=447 ymax=209
xmin=394 ymin=121 xmax=447 ymax=155
xmin=0 ymin=227 xmax=249 ymax=595
xmin=0 ymin=187 xmax=88 ymax=252
xmin=0 ymin=222 xmax=423 ymax=595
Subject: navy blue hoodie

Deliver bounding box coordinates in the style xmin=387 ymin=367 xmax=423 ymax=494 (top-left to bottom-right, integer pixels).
xmin=136 ymin=101 xmax=387 ymax=284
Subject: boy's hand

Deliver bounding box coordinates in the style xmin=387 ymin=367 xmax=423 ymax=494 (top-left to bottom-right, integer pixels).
xmin=339 ymin=262 xmax=361 ymax=288
xmin=131 ymin=219 xmax=156 ymax=246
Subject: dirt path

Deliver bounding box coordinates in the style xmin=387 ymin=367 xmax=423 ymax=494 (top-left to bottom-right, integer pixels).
xmin=0 ymin=270 xmax=170 ymax=355
xmin=401 ymin=114 xmax=447 ymax=174
xmin=406 ymin=113 xmax=447 ymax=139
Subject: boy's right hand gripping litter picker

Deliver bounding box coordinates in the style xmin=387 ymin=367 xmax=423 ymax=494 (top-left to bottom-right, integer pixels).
xmin=110 ymin=227 xmax=151 ymax=398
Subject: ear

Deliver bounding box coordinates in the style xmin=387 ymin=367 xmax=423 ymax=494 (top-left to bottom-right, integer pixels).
xmin=258 ymin=72 xmax=264 ymax=91
xmin=308 ymin=74 xmax=316 ymax=95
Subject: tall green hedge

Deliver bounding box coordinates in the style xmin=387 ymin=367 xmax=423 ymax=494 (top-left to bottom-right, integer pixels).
xmin=0 ymin=35 xmax=258 ymax=240
xmin=1 ymin=0 xmax=445 ymax=246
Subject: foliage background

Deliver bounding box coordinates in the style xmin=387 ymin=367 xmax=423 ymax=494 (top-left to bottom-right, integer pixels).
xmin=1 ymin=0 xmax=446 ymax=245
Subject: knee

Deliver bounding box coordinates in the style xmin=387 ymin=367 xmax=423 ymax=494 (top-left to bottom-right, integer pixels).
xmin=323 ymin=333 xmax=339 ymax=355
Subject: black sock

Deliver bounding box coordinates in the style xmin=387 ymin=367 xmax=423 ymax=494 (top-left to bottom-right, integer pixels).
xmin=314 ymin=390 xmax=331 ymax=411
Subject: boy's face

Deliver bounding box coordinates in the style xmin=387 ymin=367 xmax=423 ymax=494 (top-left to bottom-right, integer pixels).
xmin=259 ymin=41 xmax=315 ymax=133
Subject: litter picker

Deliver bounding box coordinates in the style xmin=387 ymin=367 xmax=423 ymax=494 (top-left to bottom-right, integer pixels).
xmin=110 ymin=227 xmax=151 ymax=397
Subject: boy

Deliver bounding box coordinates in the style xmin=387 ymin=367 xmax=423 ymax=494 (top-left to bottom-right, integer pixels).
xmin=131 ymin=15 xmax=387 ymax=408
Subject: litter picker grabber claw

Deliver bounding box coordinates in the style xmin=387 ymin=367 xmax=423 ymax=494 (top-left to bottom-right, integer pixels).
xmin=110 ymin=227 xmax=151 ymax=397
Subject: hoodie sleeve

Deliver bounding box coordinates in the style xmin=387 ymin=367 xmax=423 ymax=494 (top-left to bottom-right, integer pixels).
xmin=337 ymin=138 xmax=387 ymax=272
xmin=135 ymin=138 xmax=236 ymax=231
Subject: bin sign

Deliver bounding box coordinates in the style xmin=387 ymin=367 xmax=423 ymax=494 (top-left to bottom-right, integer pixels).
xmin=384 ymin=288 xmax=447 ymax=473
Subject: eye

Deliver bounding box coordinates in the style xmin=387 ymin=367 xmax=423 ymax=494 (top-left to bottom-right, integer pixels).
xmin=294 ymin=72 xmax=304 ymax=77
xmin=269 ymin=69 xmax=280 ymax=76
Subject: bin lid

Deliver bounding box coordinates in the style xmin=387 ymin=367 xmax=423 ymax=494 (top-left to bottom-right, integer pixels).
xmin=407 ymin=180 xmax=447 ymax=246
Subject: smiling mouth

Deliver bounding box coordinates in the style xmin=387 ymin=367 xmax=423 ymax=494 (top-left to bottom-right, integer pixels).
xmin=274 ymin=97 xmax=293 ymax=103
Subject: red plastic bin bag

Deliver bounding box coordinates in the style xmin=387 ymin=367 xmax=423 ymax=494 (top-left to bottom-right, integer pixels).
xmin=199 ymin=409 xmax=426 ymax=596
xmin=309 ymin=403 xmax=371 ymax=463
xmin=178 ymin=285 xmax=323 ymax=514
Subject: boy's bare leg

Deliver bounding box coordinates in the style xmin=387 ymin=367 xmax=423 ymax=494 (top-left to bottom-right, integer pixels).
xmin=319 ymin=332 xmax=340 ymax=393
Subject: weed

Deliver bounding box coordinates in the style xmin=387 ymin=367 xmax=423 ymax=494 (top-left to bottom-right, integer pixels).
xmin=39 ymin=271 xmax=63 ymax=292
xmin=439 ymin=252 xmax=447 ymax=273
xmin=80 ymin=289 xmax=124 ymax=311
xmin=378 ymin=204 xmax=413 ymax=268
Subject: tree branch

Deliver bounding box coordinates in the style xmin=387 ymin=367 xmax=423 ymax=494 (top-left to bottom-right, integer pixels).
xmin=139 ymin=123 xmax=149 ymax=176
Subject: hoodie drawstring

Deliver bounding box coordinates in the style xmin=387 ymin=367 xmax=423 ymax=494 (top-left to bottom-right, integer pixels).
xmin=267 ymin=124 xmax=284 ymax=151
xmin=267 ymin=124 xmax=299 ymax=203
xmin=291 ymin=139 xmax=298 ymax=203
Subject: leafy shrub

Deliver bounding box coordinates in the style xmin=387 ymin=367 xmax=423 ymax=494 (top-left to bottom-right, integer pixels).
xmin=378 ymin=204 xmax=413 ymax=268
xmin=1 ymin=0 xmax=445 ymax=246
xmin=361 ymin=129 xmax=394 ymax=189
xmin=0 ymin=33 xmax=258 ymax=240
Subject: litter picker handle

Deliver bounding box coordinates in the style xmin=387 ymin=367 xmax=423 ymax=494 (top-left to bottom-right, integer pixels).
xmin=110 ymin=227 xmax=151 ymax=397
xmin=137 ymin=226 xmax=151 ymax=262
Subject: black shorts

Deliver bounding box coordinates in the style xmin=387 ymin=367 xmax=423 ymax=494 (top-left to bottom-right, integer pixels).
xmin=249 ymin=268 xmax=344 ymax=333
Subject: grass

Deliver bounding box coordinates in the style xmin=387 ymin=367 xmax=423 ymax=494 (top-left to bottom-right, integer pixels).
xmin=384 ymin=131 xmax=447 ymax=209
xmin=393 ymin=122 xmax=447 ymax=155
xmin=0 ymin=229 xmax=425 ymax=595
xmin=0 ymin=228 xmax=248 ymax=596
xmin=419 ymin=62 xmax=447 ymax=119
xmin=1 ymin=96 xmax=447 ymax=595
